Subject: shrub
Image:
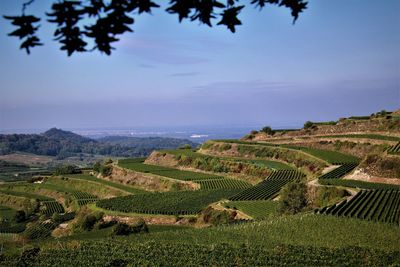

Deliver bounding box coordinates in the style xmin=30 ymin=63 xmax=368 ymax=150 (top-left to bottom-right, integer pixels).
xmin=54 ymin=164 xmax=81 ymax=175
xmin=200 ymin=207 xmax=236 ymax=226
xmin=279 ymin=181 xmax=308 ymax=214
xmin=112 ymin=220 xmax=148 ymax=236
xmin=260 ymin=126 xmax=275 ymax=135
xmin=14 ymin=210 xmax=26 ymax=223
xmin=303 ymin=121 xmax=314 ymax=129
xmin=100 ymin=165 xmax=113 ymax=177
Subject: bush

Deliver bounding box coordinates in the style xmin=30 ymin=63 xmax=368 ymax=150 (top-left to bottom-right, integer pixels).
xmin=73 ymin=207 xmax=104 ymax=232
xmin=279 ymin=181 xmax=308 ymax=214
xmin=112 ymin=220 xmax=148 ymax=236
xmin=100 ymin=165 xmax=113 ymax=177
xmin=14 ymin=210 xmax=26 ymax=223
xmin=260 ymin=126 xmax=275 ymax=135
xmin=303 ymin=121 xmax=314 ymax=129
xmin=54 ymin=164 xmax=81 ymax=175
xmin=200 ymin=207 xmax=236 ymax=226
xmin=179 ymin=144 xmax=192 ymax=149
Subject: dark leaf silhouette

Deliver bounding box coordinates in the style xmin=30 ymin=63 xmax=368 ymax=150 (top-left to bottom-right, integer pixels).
xmin=3 ymin=0 xmax=308 ymax=55
xmin=3 ymin=15 xmax=42 ymax=54
xmin=217 ymin=6 xmax=244 ymax=33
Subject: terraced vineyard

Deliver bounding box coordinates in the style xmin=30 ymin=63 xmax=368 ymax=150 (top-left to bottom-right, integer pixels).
xmin=224 ymin=201 xmax=278 ymax=220
xmin=320 ymin=134 xmax=400 ymax=142
xmin=66 ymin=174 xmax=146 ymax=194
xmin=197 ymin=179 xmax=251 ymax=190
xmin=24 ymin=222 xmax=56 ymax=239
xmin=388 ymin=142 xmax=400 ymax=154
xmin=318 ymin=163 xmax=358 ymax=179
xmin=229 ymin=170 xmax=304 ymax=201
xmin=119 ymin=158 xmax=224 ymax=181
xmin=41 ymin=201 xmax=65 ymax=215
xmin=317 ymin=190 xmax=400 ymax=225
xmin=97 ymin=189 xmax=240 ymax=215
xmin=319 ymin=179 xmax=400 ymax=190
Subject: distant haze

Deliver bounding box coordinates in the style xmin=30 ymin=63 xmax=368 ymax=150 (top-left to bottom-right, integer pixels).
xmin=0 ymin=0 xmax=399 ymax=131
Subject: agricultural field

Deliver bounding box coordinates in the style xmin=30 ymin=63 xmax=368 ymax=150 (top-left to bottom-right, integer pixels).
xmin=197 ymin=179 xmax=251 ymax=190
xmin=96 ymin=189 xmax=241 ymax=215
xmin=224 ymin=200 xmax=279 ymax=219
xmin=388 ymin=142 xmax=400 ymax=154
xmin=317 ymin=190 xmax=400 ymax=225
xmin=320 ymin=134 xmax=400 ymax=142
xmin=40 ymin=200 xmax=64 ymax=215
xmin=0 ymin=205 xmax=16 ymax=220
xmin=229 ymin=170 xmax=304 ymax=201
xmin=318 ymin=162 xmax=358 ymax=179
xmin=319 ymin=178 xmax=400 ymax=190
xmin=119 ymin=158 xmax=225 ymax=181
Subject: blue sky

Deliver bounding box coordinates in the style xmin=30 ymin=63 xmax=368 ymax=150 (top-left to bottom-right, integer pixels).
xmin=0 ymin=0 xmax=399 ymax=131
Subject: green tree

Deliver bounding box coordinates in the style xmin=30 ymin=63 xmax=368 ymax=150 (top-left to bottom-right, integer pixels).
xmin=279 ymin=181 xmax=308 ymax=214
xmin=260 ymin=126 xmax=275 ymax=135
xmin=3 ymin=0 xmax=307 ymax=55
xmin=303 ymin=121 xmax=313 ymax=129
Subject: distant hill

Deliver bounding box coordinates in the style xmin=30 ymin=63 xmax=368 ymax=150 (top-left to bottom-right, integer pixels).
xmin=0 ymin=128 xmax=198 ymax=158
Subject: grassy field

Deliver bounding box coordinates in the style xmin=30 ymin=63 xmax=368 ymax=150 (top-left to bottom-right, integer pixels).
xmin=224 ymin=200 xmax=279 ymax=220
xmin=65 ymin=174 xmax=146 ymax=194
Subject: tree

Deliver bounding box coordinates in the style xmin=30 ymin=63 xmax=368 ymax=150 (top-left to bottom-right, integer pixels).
xmin=3 ymin=0 xmax=307 ymax=55
xmin=303 ymin=121 xmax=313 ymax=129
xmin=278 ymin=181 xmax=307 ymax=214
xmin=260 ymin=126 xmax=275 ymax=135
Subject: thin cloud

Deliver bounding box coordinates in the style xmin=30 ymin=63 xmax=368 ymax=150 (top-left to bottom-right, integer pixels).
xmin=171 ymin=72 xmax=199 ymax=77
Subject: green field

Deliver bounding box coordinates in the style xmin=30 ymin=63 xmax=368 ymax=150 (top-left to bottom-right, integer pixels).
xmin=119 ymin=158 xmax=225 ymax=181
xmin=97 ymin=189 xmax=241 ymax=215
xmin=320 ymin=134 xmax=400 ymax=142
xmin=0 ymin=205 xmax=16 ymax=220
xmin=319 ymin=179 xmax=400 ymax=190
xmin=2 ymin=214 xmax=400 ymax=266
xmin=224 ymin=200 xmax=279 ymax=219
xmin=65 ymin=174 xmax=146 ymax=194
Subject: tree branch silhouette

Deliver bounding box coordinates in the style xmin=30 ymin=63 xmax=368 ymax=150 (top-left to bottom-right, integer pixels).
xmin=3 ymin=0 xmax=307 ymax=56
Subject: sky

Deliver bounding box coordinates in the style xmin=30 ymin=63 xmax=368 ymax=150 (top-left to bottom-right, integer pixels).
xmin=0 ymin=0 xmax=399 ymax=132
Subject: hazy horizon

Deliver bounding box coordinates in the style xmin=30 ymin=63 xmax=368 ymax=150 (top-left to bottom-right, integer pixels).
xmin=0 ymin=0 xmax=399 ymax=130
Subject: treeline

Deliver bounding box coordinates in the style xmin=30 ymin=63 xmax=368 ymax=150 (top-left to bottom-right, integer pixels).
xmin=0 ymin=128 xmax=198 ymax=158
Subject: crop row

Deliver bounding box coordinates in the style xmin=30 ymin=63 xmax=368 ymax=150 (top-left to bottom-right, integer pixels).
xmin=388 ymin=142 xmax=400 ymax=154
xmin=119 ymin=159 xmax=224 ymax=181
xmin=318 ymin=163 xmax=358 ymax=179
xmin=317 ymin=190 xmax=400 ymax=225
xmin=197 ymin=179 xmax=251 ymax=190
xmin=2 ymin=241 xmax=399 ymax=266
xmin=229 ymin=170 xmax=304 ymax=201
xmin=23 ymin=222 xmax=56 ymax=239
xmin=41 ymin=201 xmax=65 ymax=215
xmin=0 ymin=222 xmax=26 ymax=233
xmin=96 ymin=189 xmax=241 ymax=215
xmin=319 ymin=179 xmax=400 ymax=190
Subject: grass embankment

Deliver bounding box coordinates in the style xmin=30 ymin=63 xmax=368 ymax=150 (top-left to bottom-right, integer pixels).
xmin=65 ymin=174 xmax=146 ymax=194
xmin=224 ymin=200 xmax=279 ymax=220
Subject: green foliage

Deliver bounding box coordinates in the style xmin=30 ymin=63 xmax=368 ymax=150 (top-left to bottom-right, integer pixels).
xmin=13 ymin=210 xmax=26 ymax=223
xmin=97 ymin=189 xmax=240 ymax=215
xmin=74 ymin=207 xmax=104 ymax=232
xmin=23 ymin=222 xmax=55 ymax=240
xmin=313 ymin=187 xmax=349 ymax=208
xmin=54 ymin=164 xmax=81 ymax=175
xmin=279 ymin=181 xmax=308 ymax=214
xmin=303 ymin=121 xmax=314 ymax=129
xmin=179 ymin=144 xmax=192 ymax=149
xmin=112 ymin=221 xmax=148 ymax=236
xmin=260 ymin=126 xmax=275 ymax=135
xmin=99 ymin=164 xmax=113 ymax=177
xmin=200 ymin=207 xmax=236 ymax=226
